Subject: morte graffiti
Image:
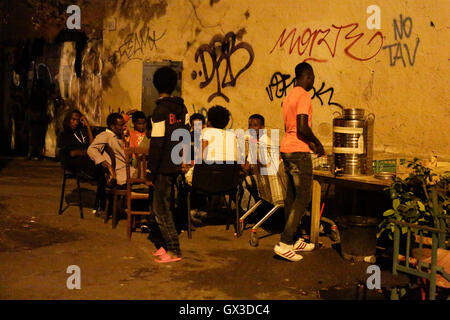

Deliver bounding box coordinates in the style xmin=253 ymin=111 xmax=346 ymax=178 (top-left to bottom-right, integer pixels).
xmin=194 ymin=31 xmax=254 ymax=103
xmin=269 ymin=23 xmax=383 ymax=63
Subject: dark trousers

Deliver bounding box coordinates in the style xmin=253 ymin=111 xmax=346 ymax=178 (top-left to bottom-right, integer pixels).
xmin=149 ymin=174 xmax=181 ymax=256
xmin=280 ymin=152 xmax=313 ymax=245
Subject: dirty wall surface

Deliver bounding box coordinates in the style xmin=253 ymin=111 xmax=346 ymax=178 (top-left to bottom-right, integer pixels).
xmin=101 ymin=0 xmax=450 ymax=159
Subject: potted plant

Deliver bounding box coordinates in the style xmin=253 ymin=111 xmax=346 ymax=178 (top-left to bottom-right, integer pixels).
xmin=378 ymin=158 xmax=450 ymax=241
xmin=378 ymin=159 xmax=450 ymax=299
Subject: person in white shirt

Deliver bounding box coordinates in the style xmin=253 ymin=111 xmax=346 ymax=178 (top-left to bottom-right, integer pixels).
xmin=87 ymin=113 xmax=135 ymax=186
xmin=200 ymin=105 xmax=240 ymax=164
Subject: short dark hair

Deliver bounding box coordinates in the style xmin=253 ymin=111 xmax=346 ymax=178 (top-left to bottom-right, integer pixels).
xmin=295 ymin=62 xmax=313 ymax=79
xmin=153 ymin=66 xmax=178 ymax=94
xmin=249 ymin=114 xmax=265 ymax=126
xmin=207 ymin=105 xmax=230 ymax=129
xmin=132 ymin=111 xmax=146 ymax=123
xmin=63 ymin=109 xmax=82 ymax=131
xmin=190 ymin=113 xmax=206 ymax=126
xmin=107 ymin=113 xmax=123 ymax=129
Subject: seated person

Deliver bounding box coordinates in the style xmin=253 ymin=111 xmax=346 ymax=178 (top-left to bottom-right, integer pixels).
xmin=124 ymin=112 xmax=152 ymax=150
xmin=184 ymin=105 xmax=241 ymax=185
xmin=240 ymin=114 xmax=282 ymax=214
xmin=123 ymin=110 xmax=149 ymax=169
xmin=129 ymin=111 xmax=148 ymax=148
xmin=127 ymin=111 xmax=151 ymax=231
xmin=58 ymin=109 xmax=106 ymax=216
xmin=87 ymin=113 xmax=135 ymax=188
xmin=189 ymin=113 xmax=206 ymax=164
xmin=186 ymin=113 xmax=207 ymax=224
xmin=241 ymin=114 xmax=266 ymax=206
xmin=184 ymin=106 xmax=242 ymax=224
xmin=201 ymin=105 xmax=241 ymax=164
xmin=141 ymin=115 xmax=152 ymax=149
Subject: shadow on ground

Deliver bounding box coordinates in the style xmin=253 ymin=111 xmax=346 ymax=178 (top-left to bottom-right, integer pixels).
xmin=0 ymin=202 xmax=84 ymax=252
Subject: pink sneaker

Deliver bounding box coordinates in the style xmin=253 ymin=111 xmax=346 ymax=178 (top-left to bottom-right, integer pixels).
xmin=152 ymin=247 xmax=166 ymax=256
xmin=154 ymin=251 xmax=182 ymax=263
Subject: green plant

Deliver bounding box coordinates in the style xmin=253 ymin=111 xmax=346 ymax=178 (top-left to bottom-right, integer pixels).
xmin=378 ymin=158 xmax=450 ymax=239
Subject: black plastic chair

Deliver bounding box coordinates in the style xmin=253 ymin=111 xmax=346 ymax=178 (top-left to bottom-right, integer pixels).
xmin=58 ymin=167 xmax=84 ymax=219
xmin=186 ymin=162 xmax=242 ymax=239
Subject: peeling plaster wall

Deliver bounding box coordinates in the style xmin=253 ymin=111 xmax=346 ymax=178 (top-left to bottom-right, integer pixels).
xmin=58 ymin=41 xmax=103 ymax=126
xmin=102 ymin=0 xmax=450 ymax=159
xmin=38 ymin=40 xmax=103 ymax=157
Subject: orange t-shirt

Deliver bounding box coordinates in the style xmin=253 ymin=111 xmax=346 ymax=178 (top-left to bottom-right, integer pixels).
xmin=280 ymin=86 xmax=312 ymax=153
xmin=129 ymin=130 xmax=146 ymax=148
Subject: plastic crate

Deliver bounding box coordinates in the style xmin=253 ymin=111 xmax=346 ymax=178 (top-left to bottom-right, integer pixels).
xmin=373 ymin=159 xmax=406 ymax=174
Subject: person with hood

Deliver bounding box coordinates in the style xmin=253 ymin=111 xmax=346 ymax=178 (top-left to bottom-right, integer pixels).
xmin=146 ymin=66 xmax=189 ymax=263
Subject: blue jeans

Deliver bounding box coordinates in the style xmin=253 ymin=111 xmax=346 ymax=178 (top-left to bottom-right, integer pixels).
xmin=280 ymin=152 xmax=313 ymax=245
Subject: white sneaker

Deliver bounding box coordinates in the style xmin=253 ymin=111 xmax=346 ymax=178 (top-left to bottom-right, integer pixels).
xmin=274 ymin=242 xmax=303 ymax=262
xmin=293 ymin=238 xmax=315 ymax=252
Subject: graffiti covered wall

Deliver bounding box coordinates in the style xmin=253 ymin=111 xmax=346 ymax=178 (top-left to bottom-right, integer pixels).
xmin=44 ymin=40 xmax=103 ymax=157
xmin=102 ymin=0 xmax=450 ymax=159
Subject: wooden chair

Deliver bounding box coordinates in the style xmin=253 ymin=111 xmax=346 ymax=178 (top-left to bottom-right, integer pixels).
xmin=124 ymin=147 xmax=151 ymax=240
xmin=104 ymin=185 xmax=127 ymax=228
xmin=104 ymin=147 xmax=150 ymax=233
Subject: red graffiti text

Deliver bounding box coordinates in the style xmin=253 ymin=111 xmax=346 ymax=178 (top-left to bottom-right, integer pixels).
xmin=269 ymin=23 xmax=383 ymax=63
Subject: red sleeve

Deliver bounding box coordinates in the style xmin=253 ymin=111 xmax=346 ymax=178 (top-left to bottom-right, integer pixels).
xmin=296 ymin=92 xmax=311 ymax=115
xmin=122 ymin=114 xmax=130 ymax=123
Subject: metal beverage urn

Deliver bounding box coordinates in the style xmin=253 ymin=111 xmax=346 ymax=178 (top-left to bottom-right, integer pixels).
xmin=332 ymin=108 xmax=374 ymax=176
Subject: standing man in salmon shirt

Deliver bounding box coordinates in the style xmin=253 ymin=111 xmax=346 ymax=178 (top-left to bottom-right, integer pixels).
xmin=274 ymin=62 xmax=326 ymax=262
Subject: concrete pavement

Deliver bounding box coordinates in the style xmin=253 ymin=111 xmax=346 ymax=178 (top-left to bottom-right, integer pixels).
xmin=0 ymin=158 xmax=385 ymax=300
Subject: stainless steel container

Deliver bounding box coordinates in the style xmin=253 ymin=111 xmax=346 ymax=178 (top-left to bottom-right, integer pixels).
xmin=343 ymin=108 xmax=365 ymax=120
xmin=332 ymin=109 xmax=374 ymax=176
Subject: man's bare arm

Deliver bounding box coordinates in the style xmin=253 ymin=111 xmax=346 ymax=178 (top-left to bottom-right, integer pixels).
xmin=296 ymin=114 xmax=325 ymax=156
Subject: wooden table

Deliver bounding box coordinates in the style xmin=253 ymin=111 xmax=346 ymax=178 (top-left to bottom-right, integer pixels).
xmin=310 ymin=170 xmax=393 ymax=245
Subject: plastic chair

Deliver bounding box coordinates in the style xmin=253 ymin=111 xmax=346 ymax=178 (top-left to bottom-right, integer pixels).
xmin=185 ymin=162 xmax=242 ymax=239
